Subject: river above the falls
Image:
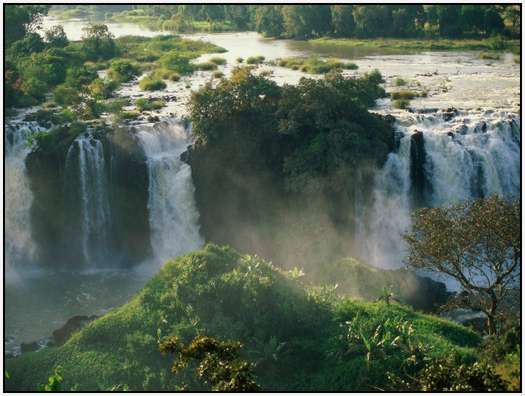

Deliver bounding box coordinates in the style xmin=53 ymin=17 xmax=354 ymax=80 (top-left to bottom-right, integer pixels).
xmin=5 ymin=18 xmax=520 ymax=355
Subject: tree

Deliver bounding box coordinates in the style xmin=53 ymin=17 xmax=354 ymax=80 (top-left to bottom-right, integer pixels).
xmin=404 ymin=196 xmax=520 ymax=335
xmin=81 ymin=24 xmax=118 ymax=61
xmin=159 ymin=335 xmax=261 ymax=391
xmin=45 ymin=25 xmax=69 ymax=48
xmin=255 ymin=6 xmax=285 ymax=37
xmin=282 ymin=5 xmax=332 ymax=39
xmin=5 ymin=5 xmax=49 ymax=46
xmin=330 ymin=5 xmax=355 ymax=37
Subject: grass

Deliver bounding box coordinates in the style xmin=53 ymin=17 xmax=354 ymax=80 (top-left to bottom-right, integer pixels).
xmin=479 ymin=51 xmax=501 ymax=60
xmin=246 ymin=55 xmax=265 ymax=65
xmin=393 ymin=99 xmax=411 ymax=109
xmin=6 ymin=244 xmax=480 ymax=392
xmin=139 ymin=76 xmax=167 ymax=91
xmin=394 ymin=77 xmax=407 ymax=86
xmin=196 ymin=62 xmax=218 ymax=71
xmin=391 ymin=89 xmax=416 ymax=100
xmin=277 ymin=56 xmax=358 ymax=74
xmin=209 ymin=57 xmax=226 ymax=65
xmin=306 ymin=37 xmax=520 ymax=57
xmin=135 ymin=98 xmax=166 ymax=112
xmin=112 ymin=35 xmax=226 ymax=85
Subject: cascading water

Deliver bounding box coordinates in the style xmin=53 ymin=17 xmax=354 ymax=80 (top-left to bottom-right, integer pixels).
xmin=65 ymin=134 xmax=112 ymax=266
xmin=137 ymin=119 xmax=203 ymax=263
xmin=359 ymin=111 xmax=520 ymax=269
xmin=5 ymin=114 xmax=44 ymax=271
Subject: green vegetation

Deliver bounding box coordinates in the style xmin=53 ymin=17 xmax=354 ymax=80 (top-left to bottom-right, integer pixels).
xmin=209 ymin=56 xmax=227 ymax=65
xmin=196 ymin=62 xmax=218 ymax=71
xmin=107 ymin=59 xmax=141 ymax=82
xmin=391 ymin=90 xmax=416 ymax=100
xmin=480 ymin=51 xmax=501 ymax=60
xmin=394 ymin=77 xmax=407 ymax=86
xmin=160 ymin=335 xmax=260 ymax=391
xmin=277 ymin=57 xmax=358 ymax=74
xmin=246 ymin=55 xmax=265 ymax=64
xmin=135 ymin=98 xmax=166 ymax=112
xmin=212 ymin=71 xmax=225 ymax=79
xmin=392 ymin=99 xmax=411 ymax=109
xmin=405 ymin=196 xmax=520 ymax=335
xmin=6 ymin=244 xmax=482 ymax=391
xmin=305 ymin=37 xmax=519 ymax=56
xmin=5 ymin=6 xmax=225 ymax=109
xmin=139 ymin=76 xmax=167 ymax=91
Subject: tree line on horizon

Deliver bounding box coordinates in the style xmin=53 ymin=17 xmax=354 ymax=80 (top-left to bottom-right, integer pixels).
xmin=49 ymin=4 xmax=520 ymax=40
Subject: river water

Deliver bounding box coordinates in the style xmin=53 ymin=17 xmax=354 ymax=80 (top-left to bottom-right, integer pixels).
xmin=5 ymin=18 xmax=520 ymax=354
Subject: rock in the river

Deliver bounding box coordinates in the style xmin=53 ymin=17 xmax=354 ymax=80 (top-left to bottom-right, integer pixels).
xmin=52 ymin=315 xmax=98 ymax=346
xmin=20 ymin=341 xmax=39 ymax=354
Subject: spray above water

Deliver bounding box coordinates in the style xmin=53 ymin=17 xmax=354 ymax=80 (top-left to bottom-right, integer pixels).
xmin=137 ymin=119 xmax=204 ymax=263
xmin=359 ymin=111 xmax=520 ymax=269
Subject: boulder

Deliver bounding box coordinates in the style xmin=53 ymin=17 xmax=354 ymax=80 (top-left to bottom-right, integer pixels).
xmin=52 ymin=315 xmax=98 ymax=346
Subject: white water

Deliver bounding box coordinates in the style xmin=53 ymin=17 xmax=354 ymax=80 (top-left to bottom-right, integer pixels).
xmin=360 ymin=111 xmax=520 ymax=270
xmin=5 ymin=113 xmax=45 ymax=272
xmin=65 ymin=135 xmax=112 ymax=266
xmin=137 ymin=120 xmax=203 ymax=262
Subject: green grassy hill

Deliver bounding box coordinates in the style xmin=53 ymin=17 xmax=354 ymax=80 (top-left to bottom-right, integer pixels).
xmin=6 ymin=244 xmax=480 ymax=391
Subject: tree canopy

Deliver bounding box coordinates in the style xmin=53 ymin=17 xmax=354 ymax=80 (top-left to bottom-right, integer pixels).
xmin=404 ymin=196 xmax=520 ymax=335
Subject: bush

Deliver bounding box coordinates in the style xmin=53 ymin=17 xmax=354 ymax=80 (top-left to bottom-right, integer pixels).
xmin=88 ymin=78 xmax=119 ymax=99
xmin=278 ymin=57 xmax=358 ymax=74
xmin=479 ymin=52 xmax=500 ymax=60
xmin=209 ymin=56 xmax=226 ymax=65
xmin=53 ymin=84 xmax=82 ymax=106
xmin=213 ymin=71 xmax=225 ymax=79
xmin=159 ymin=52 xmax=194 ymax=75
xmin=196 ymin=62 xmax=218 ymax=71
xmin=107 ymin=59 xmax=141 ymax=82
xmin=139 ymin=76 xmax=167 ymax=91
xmin=236 ymin=57 xmax=244 ymax=63
xmin=392 ymin=99 xmax=410 ymax=109
xmin=391 ymin=89 xmax=416 ymax=100
xmin=136 ymin=98 xmax=166 ymax=112
xmin=246 ymin=55 xmax=265 ymax=64
xmin=394 ymin=77 xmax=407 ymax=86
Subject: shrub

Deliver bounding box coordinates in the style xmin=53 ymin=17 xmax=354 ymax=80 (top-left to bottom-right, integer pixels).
xmin=88 ymin=78 xmax=119 ymax=99
xmin=196 ymin=62 xmax=218 ymax=71
xmin=391 ymin=90 xmax=416 ymax=100
xmin=53 ymin=84 xmax=82 ymax=106
xmin=479 ymin=52 xmax=500 ymax=60
xmin=212 ymin=71 xmax=225 ymax=79
xmin=139 ymin=76 xmax=167 ymax=91
xmin=394 ymin=77 xmax=407 ymax=86
xmin=159 ymin=52 xmax=194 ymax=75
xmin=209 ymin=57 xmax=226 ymax=65
xmin=136 ymin=98 xmax=166 ymax=112
xmin=246 ymin=55 xmax=265 ymax=64
xmin=107 ymin=59 xmax=141 ymax=82
xmin=236 ymin=57 xmax=244 ymax=63
xmin=392 ymin=99 xmax=410 ymax=109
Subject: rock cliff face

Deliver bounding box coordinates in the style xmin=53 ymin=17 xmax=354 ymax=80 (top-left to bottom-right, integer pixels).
xmin=26 ymin=126 xmax=151 ymax=268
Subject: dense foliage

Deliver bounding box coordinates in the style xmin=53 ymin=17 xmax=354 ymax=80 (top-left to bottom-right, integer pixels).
xmin=50 ymin=5 xmax=519 ymax=39
xmin=5 ymin=245 xmax=482 ymax=391
xmin=404 ymin=196 xmax=521 ymax=335
xmin=188 ymin=67 xmax=393 ymax=269
xmin=5 ymin=7 xmax=223 ymax=110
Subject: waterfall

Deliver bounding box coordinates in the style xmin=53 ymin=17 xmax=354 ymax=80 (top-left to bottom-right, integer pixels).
xmin=65 ymin=134 xmax=112 ymax=266
xmin=5 ymin=115 xmax=44 ymax=270
xmin=360 ymin=111 xmax=520 ymax=269
xmin=137 ymin=120 xmax=203 ymax=263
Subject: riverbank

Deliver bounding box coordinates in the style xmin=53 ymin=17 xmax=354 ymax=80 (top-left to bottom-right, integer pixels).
xmin=305 ymin=37 xmax=520 ymax=56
